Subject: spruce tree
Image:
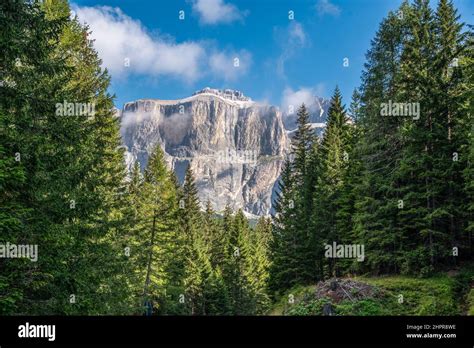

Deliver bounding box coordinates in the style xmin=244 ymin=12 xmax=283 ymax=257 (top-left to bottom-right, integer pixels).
xmin=1 ymin=0 xmax=134 ymax=314
xmin=269 ymin=158 xmax=299 ymax=293
xmin=223 ymin=209 xmax=255 ymax=314
xmin=352 ymin=4 xmax=411 ymax=275
xmin=249 ymin=217 xmax=272 ymax=313
xmin=463 ymin=26 xmax=474 ymax=256
xmin=132 ymin=145 xmax=179 ymax=314
xmin=292 ymin=104 xmax=318 ymax=283
xmin=313 ymin=86 xmax=352 ymax=277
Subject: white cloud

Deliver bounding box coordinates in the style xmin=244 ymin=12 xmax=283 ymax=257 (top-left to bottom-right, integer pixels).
xmin=74 ymin=5 xmax=251 ymax=83
xmin=288 ymin=22 xmax=307 ymax=45
xmin=276 ymin=21 xmax=308 ymax=79
xmin=315 ymin=0 xmax=341 ymax=16
xmin=160 ymin=112 xmax=193 ymax=145
xmin=192 ymin=0 xmax=245 ymax=25
xmin=121 ymin=110 xmax=191 ymax=143
xmin=120 ymin=110 xmax=154 ymax=129
xmin=282 ymin=87 xmax=314 ymax=112
xmin=209 ymin=50 xmax=252 ymax=81
xmin=281 ymin=84 xmax=325 ymax=112
xmin=73 ymin=5 xmax=205 ymax=80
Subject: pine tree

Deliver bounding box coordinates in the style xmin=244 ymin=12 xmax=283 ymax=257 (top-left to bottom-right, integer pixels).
xmin=179 ymin=166 xmax=205 ymax=314
xmin=0 ymin=0 xmax=38 ymax=313
xmin=313 ymin=86 xmax=352 ymax=277
xmin=269 ymin=158 xmax=299 ymax=293
xmin=204 ymin=199 xmax=227 ymax=270
xmin=205 ymin=203 xmax=235 ymax=314
xmin=0 ymin=0 xmax=135 ymax=314
xmin=122 ymin=161 xmax=145 ymax=311
xmin=432 ymin=0 xmax=472 ymax=264
xmin=249 ymin=217 xmax=272 ymax=313
xmin=390 ymin=0 xmax=470 ymax=273
xmin=292 ymin=104 xmax=318 ymax=283
xmin=352 ymin=0 xmax=471 ymax=275
xmin=180 ymin=166 xmax=202 ymax=232
xmin=222 ymin=209 xmax=255 ymax=314
xmin=463 ymin=26 xmax=474 ymax=256
xmin=334 ymin=89 xmax=363 ymax=274
xmin=130 ymin=145 xmax=179 ymax=314
xmin=352 ymin=4 xmax=412 ymax=275
xmin=0 ymin=0 xmax=70 ymax=315
xmin=175 ymin=165 xmax=234 ymax=315
xmin=45 ymin=0 xmax=134 ymax=314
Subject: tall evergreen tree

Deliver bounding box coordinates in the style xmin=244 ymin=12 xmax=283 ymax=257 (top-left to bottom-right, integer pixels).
xmin=249 ymin=217 xmax=272 ymax=313
xmin=269 ymin=158 xmax=299 ymax=293
xmin=223 ymin=209 xmax=255 ymax=314
xmin=432 ymin=0 xmax=472 ymax=263
xmin=313 ymin=87 xmax=352 ymax=277
xmin=131 ymin=145 xmax=179 ymax=314
xmin=463 ymin=26 xmax=474 ymax=256
xmin=352 ymin=4 xmax=412 ymax=274
xmin=292 ymin=104 xmax=318 ymax=283
xmin=1 ymin=0 xmax=134 ymax=314
xmin=0 ymin=0 xmax=66 ymax=314
xmin=352 ymin=0 xmax=472 ymax=275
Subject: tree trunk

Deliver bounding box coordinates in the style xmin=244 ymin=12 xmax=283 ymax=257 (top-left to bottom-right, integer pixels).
xmin=143 ymin=209 xmax=157 ymax=308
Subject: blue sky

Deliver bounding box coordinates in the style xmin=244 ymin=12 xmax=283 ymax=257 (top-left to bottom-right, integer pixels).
xmin=71 ymin=0 xmax=474 ymax=109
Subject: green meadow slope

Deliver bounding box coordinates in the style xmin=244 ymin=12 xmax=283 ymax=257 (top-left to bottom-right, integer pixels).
xmin=270 ymin=264 xmax=474 ymax=316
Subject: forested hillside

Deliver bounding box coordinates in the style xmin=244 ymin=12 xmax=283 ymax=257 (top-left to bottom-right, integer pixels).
xmin=271 ymin=0 xmax=473 ymax=291
xmin=0 ymin=0 xmax=472 ymax=315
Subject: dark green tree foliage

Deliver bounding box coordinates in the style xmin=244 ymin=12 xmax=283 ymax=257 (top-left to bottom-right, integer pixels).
xmin=223 ymin=209 xmax=252 ymax=314
xmin=395 ymin=0 xmax=445 ymax=274
xmin=178 ymin=167 xmax=229 ymax=315
xmin=0 ymin=0 xmax=133 ymax=314
xmin=250 ymin=217 xmax=272 ymax=312
xmin=46 ymin=0 xmax=133 ymax=314
xmin=336 ymin=90 xmax=364 ymax=274
xmin=122 ymin=161 xmax=145 ymax=310
xmin=432 ymin=0 xmax=472 ymax=262
xmin=312 ymin=87 xmax=353 ymax=277
xmin=270 ymin=109 xmax=312 ymax=287
xmin=317 ymin=87 xmax=362 ymax=277
xmin=204 ymin=199 xmax=227 ymax=270
xmin=351 ymin=4 xmax=410 ymax=275
xmin=2 ymin=0 xmax=471 ymax=316
xmin=0 ymin=0 xmax=60 ymax=313
xmin=269 ymin=158 xmax=299 ymax=293
xmin=463 ymin=26 xmax=474 ymax=252
xmin=291 ymin=105 xmax=318 ymax=283
xmin=353 ymin=0 xmax=472 ymax=275
xmin=129 ymin=145 xmax=179 ymax=314
xmin=271 ymin=0 xmax=471 ymax=287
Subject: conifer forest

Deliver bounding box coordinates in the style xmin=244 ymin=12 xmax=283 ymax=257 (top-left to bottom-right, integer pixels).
xmin=0 ymin=0 xmax=473 ymax=318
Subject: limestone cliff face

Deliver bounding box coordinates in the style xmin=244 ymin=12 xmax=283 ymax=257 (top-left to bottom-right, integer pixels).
xmin=120 ymin=88 xmax=289 ymax=217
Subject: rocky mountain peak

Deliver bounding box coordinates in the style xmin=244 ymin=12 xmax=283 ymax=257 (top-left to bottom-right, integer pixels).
xmin=121 ymin=88 xmax=288 ymax=217
xmin=120 ymin=88 xmax=333 ymax=216
xmin=192 ymin=87 xmax=252 ymax=102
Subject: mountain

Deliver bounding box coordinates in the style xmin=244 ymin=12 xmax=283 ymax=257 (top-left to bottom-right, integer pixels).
xmin=120 ymin=88 xmax=330 ymax=216
xmin=120 ymin=88 xmax=289 ymax=217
